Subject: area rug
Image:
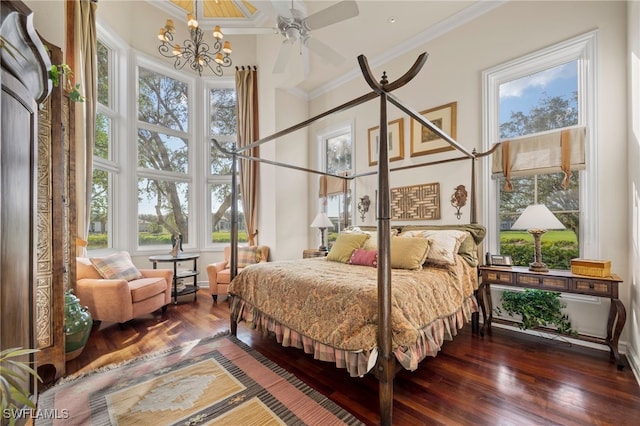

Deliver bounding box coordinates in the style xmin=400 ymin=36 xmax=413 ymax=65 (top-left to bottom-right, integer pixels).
xmin=36 ymin=331 xmax=364 ymax=425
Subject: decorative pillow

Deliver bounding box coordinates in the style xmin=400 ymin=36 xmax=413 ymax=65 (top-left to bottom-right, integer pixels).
xmin=343 ymin=227 xmax=398 ymax=251
xmin=237 ymin=246 xmax=260 ymax=268
xmin=327 ymin=233 xmax=370 ymax=263
xmin=390 ymin=236 xmax=430 ymax=270
xmin=399 ymin=224 xmax=486 ymax=267
xmin=406 ymin=229 xmax=468 ymax=266
xmin=90 ymin=251 xmax=142 ymax=281
xmin=349 ymin=248 xmax=378 ymax=267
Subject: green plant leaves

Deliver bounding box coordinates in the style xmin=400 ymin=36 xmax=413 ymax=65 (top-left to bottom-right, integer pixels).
xmin=496 ymin=289 xmax=576 ymax=335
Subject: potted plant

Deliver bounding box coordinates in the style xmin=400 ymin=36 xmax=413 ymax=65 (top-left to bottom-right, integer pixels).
xmin=48 ymin=63 xmax=84 ymax=103
xmin=496 ymin=289 xmax=576 ymax=335
xmin=0 ymin=347 xmax=41 ymax=425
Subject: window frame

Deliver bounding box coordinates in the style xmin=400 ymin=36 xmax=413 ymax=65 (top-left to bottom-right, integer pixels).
xmin=90 ymin=26 xmax=125 ymax=253
xmin=134 ymin=57 xmax=197 ymax=252
xmin=482 ymin=31 xmax=598 ymax=258
xmin=316 ymin=120 xmax=355 ymax=233
xmin=203 ymin=79 xmax=241 ymax=250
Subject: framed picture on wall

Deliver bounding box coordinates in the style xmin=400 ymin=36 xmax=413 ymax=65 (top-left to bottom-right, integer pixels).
xmin=368 ymin=118 xmax=404 ymax=166
xmin=410 ymin=101 xmax=457 ymax=157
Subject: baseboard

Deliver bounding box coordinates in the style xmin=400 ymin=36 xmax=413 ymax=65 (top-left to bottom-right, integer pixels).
xmin=626 ymin=343 xmax=640 ymax=386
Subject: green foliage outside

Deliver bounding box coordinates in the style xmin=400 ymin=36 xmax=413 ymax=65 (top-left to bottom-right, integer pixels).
xmin=496 ymin=289 xmax=576 ymax=335
xmin=500 ymin=230 xmax=578 ymax=270
xmin=88 ymin=231 xmax=248 ymax=249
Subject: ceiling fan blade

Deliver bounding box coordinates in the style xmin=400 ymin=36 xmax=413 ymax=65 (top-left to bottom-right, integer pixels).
xmin=304 ymin=0 xmax=359 ymax=31
xmin=273 ymin=40 xmax=294 ymax=73
xmin=269 ymin=0 xmax=294 ymax=17
xmin=304 ymin=37 xmax=344 ymax=66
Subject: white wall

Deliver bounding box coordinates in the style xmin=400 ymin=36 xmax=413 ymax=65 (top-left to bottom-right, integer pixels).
xmin=309 ymin=1 xmax=633 ymax=352
xmin=626 ymin=0 xmax=640 ymax=381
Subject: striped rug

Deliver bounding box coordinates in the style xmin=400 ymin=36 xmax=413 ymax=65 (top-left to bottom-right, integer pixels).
xmin=36 ymin=331 xmax=363 ymax=425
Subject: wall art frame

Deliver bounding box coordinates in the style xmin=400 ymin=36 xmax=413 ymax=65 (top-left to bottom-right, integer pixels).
xmin=390 ymin=182 xmax=441 ymax=220
xmin=410 ymin=101 xmax=457 ymax=157
xmin=368 ymin=117 xmax=404 ymax=166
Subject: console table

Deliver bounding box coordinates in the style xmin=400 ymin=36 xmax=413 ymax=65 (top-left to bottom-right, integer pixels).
xmin=477 ymin=265 xmax=626 ymax=369
xmin=149 ymin=253 xmax=199 ymax=304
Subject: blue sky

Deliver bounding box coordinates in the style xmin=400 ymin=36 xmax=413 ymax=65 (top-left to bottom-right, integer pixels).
xmin=499 ymin=61 xmax=578 ymax=125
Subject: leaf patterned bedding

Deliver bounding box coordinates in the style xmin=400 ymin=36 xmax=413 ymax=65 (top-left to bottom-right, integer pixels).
xmin=228 ymin=256 xmax=478 ymax=376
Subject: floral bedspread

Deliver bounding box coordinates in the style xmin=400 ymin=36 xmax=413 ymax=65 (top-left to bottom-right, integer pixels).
xmin=228 ymin=256 xmax=478 ymax=376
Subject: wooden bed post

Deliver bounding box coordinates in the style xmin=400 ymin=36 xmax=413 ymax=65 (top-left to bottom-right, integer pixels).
xmin=377 ymin=78 xmax=395 ymax=426
xmin=229 ymin=146 xmax=239 ymax=335
xmin=358 ymin=52 xmax=428 ymax=426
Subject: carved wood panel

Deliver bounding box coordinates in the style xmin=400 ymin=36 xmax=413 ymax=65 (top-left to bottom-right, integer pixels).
xmin=390 ymin=182 xmax=440 ymax=220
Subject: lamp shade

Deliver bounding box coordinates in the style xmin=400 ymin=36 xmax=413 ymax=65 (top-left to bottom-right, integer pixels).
xmin=511 ymin=204 xmax=565 ymax=231
xmin=310 ymin=212 xmax=333 ymax=228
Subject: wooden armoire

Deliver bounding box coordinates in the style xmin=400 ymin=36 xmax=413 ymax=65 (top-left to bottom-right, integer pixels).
xmin=1 ymin=0 xmax=52 ymax=401
xmin=1 ymin=0 xmax=76 ymax=393
xmin=35 ymin=38 xmax=77 ymax=382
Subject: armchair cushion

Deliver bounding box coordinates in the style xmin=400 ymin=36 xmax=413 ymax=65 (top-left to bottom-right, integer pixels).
xmin=76 ymin=256 xmax=172 ymax=323
xmin=207 ymin=245 xmax=269 ymax=301
xmin=89 ymin=251 xmax=142 ymax=281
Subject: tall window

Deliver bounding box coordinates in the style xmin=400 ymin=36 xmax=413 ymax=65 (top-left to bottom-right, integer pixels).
xmin=90 ymin=39 xmax=118 ymax=249
xmin=322 ymin=125 xmax=353 ymax=243
xmin=483 ymin=32 xmax=597 ymax=269
xmin=207 ymin=85 xmax=246 ymax=245
xmin=137 ymin=67 xmax=191 ymax=248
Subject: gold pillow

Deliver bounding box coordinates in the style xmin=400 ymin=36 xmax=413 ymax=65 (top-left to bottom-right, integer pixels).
xmin=327 ymin=233 xmax=370 ymax=263
xmin=390 ymin=236 xmax=430 ymax=270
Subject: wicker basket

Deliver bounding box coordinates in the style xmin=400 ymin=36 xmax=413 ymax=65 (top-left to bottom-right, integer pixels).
xmin=570 ymin=259 xmax=611 ymax=277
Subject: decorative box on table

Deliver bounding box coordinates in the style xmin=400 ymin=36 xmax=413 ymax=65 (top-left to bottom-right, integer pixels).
xmin=570 ymin=259 xmax=611 ymax=277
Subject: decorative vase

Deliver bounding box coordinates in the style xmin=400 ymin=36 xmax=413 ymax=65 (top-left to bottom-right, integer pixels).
xmin=64 ymin=290 xmax=93 ymax=361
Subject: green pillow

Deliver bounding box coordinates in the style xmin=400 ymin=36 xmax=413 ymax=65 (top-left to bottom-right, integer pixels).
xmin=390 ymin=236 xmax=430 ymax=270
xmin=327 ymin=233 xmax=370 ymax=263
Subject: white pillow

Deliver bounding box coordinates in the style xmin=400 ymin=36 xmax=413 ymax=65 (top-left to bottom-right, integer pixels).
xmin=401 ymin=229 xmax=467 ymax=266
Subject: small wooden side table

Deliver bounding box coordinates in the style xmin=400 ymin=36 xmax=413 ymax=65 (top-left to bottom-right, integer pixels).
xmin=303 ymin=249 xmax=327 ymax=259
xmin=149 ymin=253 xmax=199 ymax=304
xmin=478 ymin=265 xmax=626 ymax=369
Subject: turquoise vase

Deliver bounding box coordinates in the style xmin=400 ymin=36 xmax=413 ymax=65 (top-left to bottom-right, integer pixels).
xmin=64 ymin=290 xmax=93 ymax=361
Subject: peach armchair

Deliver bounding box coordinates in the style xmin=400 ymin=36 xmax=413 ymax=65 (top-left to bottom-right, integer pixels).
xmin=207 ymin=245 xmax=269 ymax=302
xmin=76 ymin=256 xmax=173 ymax=324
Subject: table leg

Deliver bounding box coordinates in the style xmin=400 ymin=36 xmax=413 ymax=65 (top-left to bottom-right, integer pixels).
xmin=606 ymin=298 xmax=626 ymax=370
xmin=476 ymin=282 xmax=491 ymax=336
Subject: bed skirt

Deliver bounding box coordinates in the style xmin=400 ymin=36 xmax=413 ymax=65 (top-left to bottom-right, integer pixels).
xmin=230 ymin=294 xmax=478 ymax=377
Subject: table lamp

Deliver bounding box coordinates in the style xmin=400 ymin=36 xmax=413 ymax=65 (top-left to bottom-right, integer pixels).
xmin=311 ymin=212 xmax=333 ymax=251
xmin=511 ymin=204 xmax=565 ymax=272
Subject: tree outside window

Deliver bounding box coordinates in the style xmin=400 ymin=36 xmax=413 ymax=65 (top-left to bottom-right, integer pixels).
xmin=208 ymin=87 xmax=247 ymax=244
xmin=324 ymin=130 xmax=352 ymax=244
xmin=89 ymin=40 xmax=115 ymax=249
xmin=137 ymin=68 xmax=190 ymax=247
xmin=498 ymin=62 xmax=580 ymax=269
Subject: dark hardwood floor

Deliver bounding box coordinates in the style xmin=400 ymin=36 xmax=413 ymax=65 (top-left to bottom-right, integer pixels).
xmin=63 ymin=290 xmax=640 ymax=425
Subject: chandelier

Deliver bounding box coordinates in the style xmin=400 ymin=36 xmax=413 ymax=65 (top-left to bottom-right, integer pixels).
xmin=157 ymin=1 xmax=232 ymax=76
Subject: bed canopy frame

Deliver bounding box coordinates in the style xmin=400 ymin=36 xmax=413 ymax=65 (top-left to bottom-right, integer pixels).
xmin=213 ymin=52 xmax=486 ymax=426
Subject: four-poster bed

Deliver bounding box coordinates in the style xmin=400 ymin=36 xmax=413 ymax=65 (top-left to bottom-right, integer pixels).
xmin=213 ymin=53 xmax=485 ymax=426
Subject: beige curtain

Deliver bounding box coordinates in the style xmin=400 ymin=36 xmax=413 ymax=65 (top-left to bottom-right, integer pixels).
xmin=319 ymin=173 xmax=350 ymax=197
xmin=235 ymin=66 xmax=259 ymax=245
xmin=69 ymin=0 xmax=98 ymax=255
xmin=492 ymin=126 xmax=586 ymax=191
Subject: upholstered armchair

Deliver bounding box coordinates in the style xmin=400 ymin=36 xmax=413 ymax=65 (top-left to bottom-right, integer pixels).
xmin=206 ymin=245 xmax=269 ymax=302
xmin=76 ymin=252 xmax=173 ymax=324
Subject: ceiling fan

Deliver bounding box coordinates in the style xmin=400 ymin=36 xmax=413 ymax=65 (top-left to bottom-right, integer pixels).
xmin=270 ymin=0 xmax=360 ymax=73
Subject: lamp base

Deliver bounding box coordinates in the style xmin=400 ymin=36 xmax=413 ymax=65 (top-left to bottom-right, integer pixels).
xmin=528 ymin=261 xmax=549 ymax=272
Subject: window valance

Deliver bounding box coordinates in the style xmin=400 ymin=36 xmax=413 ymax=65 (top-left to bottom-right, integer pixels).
xmin=491 ymin=126 xmax=586 ymax=191
xmin=319 ymin=172 xmax=350 ymax=197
